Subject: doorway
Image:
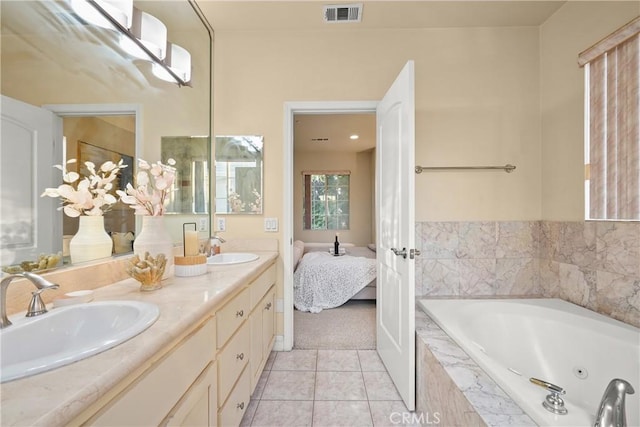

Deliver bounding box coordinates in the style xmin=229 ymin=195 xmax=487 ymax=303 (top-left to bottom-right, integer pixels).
xmin=282 ymin=101 xmax=378 ymax=352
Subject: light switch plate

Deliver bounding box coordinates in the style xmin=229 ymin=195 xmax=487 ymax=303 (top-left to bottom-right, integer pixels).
xmin=264 ymin=217 xmax=278 ymax=232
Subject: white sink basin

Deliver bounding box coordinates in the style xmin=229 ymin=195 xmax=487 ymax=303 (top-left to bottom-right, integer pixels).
xmin=207 ymin=252 xmax=259 ymax=265
xmin=0 ymin=300 xmax=159 ymax=383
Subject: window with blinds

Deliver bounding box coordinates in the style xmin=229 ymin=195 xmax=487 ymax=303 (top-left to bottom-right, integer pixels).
xmin=579 ymin=17 xmax=640 ymax=220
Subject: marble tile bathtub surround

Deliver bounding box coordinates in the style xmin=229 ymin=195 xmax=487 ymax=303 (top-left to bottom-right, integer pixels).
xmin=416 ymin=220 xmax=640 ymax=327
xmin=416 ymin=221 xmax=542 ymax=297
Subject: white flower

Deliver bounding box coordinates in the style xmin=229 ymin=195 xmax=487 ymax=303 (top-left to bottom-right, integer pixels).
xmin=116 ymin=158 xmax=176 ymax=216
xmin=41 ymin=158 xmax=127 ymax=217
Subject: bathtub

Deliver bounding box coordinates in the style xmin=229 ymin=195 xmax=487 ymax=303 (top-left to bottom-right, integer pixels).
xmin=418 ymin=298 xmax=640 ymax=427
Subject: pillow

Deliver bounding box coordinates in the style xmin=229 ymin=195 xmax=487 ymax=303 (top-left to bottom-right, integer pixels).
xmin=293 ymin=240 xmax=305 ymax=269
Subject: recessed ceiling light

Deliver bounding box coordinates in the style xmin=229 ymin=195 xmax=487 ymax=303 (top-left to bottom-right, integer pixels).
xmin=350 ymin=134 xmax=359 ymax=140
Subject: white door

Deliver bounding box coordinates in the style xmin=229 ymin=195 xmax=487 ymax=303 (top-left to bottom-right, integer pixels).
xmin=1 ymin=95 xmax=62 ymax=266
xmin=376 ymin=61 xmax=416 ymax=410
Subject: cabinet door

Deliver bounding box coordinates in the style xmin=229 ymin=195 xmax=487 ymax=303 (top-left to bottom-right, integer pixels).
xmin=88 ymin=319 xmax=215 ymax=426
xmin=163 ymin=362 xmax=217 ymax=427
xmin=249 ymin=288 xmax=276 ymax=392
xmin=249 ymin=307 xmax=263 ymax=392
xmin=262 ymin=289 xmax=276 ymax=358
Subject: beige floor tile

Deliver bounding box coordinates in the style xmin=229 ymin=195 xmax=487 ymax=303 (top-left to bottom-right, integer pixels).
xmin=251 ymin=400 xmax=314 ymax=427
xmin=261 ymin=370 xmax=316 ymax=400
xmin=317 ymin=350 xmax=361 ymax=371
xmin=312 ymin=401 xmax=373 ymax=427
xmin=363 ymin=371 xmax=402 ymax=401
xmin=315 ymin=371 xmax=367 ymax=400
xmin=272 ymin=349 xmax=317 ymax=371
xmin=358 ymin=350 xmax=387 ymax=371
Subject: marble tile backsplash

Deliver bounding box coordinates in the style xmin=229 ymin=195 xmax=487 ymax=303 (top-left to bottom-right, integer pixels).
xmin=416 ymin=221 xmax=640 ymax=327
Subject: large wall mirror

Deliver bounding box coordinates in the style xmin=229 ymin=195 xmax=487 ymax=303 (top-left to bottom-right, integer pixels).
xmin=0 ymin=0 xmax=212 ymax=272
xmin=215 ymin=136 xmax=264 ymax=214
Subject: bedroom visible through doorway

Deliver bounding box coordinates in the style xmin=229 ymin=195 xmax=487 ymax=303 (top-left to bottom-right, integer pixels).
xmin=292 ymin=112 xmax=377 ymax=350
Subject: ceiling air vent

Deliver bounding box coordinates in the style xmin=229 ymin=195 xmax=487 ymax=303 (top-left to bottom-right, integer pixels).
xmin=323 ymin=3 xmax=363 ymax=23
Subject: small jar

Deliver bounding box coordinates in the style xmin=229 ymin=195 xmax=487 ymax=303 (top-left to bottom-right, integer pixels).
xmin=209 ymin=236 xmax=221 ymax=256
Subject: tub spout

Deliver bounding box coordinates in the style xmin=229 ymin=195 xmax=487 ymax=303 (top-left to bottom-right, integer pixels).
xmin=594 ymin=379 xmax=635 ymax=427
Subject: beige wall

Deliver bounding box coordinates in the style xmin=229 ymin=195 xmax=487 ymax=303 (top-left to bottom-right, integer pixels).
xmin=293 ymin=150 xmax=373 ymax=246
xmin=214 ymin=25 xmax=542 ymax=235
xmin=540 ymin=1 xmax=639 ymax=221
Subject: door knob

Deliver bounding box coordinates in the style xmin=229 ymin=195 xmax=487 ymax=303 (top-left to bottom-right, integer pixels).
xmin=391 ymin=247 xmax=407 ymax=259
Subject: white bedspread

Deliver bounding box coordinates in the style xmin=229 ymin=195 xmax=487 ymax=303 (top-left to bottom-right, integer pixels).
xmin=294 ymin=251 xmax=377 ymax=313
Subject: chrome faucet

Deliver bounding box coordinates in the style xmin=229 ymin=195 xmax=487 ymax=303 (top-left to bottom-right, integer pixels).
xmin=1 ymin=272 xmax=60 ymax=328
xmin=594 ymin=379 xmax=635 ymax=427
xmin=212 ymin=233 xmax=226 ymax=243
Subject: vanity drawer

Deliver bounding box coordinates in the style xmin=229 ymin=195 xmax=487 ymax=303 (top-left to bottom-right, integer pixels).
xmin=217 ymin=321 xmax=250 ymax=406
xmin=249 ymin=264 xmax=276 ymax=309
xmin=216 ymin=288 xmax=249 ymax=348
xmin=218 ymin=366 xmax=250 ymax=427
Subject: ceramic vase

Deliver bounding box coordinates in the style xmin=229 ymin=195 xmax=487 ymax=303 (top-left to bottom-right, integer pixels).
xmin=133 ymin=216 xmax=174 ymax=279
xmin=69 ymin=216 xmax=113 ymax=264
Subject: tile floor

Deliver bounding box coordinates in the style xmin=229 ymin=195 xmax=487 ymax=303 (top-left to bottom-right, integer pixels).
xmin=240 ymin=349 xmax=419 ymax=427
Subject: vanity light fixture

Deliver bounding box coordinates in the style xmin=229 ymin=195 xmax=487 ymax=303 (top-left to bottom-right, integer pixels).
xmin=152 ymin=42 xmax=191 ymax=83
xmin=119 ymin=7 xmax=167 ymax=60
xmin=77 ymin=0 xmax=190 ymax=86
xmin=71 ymin=0 xmax=132 ymax=29
xmin=349 ymin=134 xmax=359 ymax=140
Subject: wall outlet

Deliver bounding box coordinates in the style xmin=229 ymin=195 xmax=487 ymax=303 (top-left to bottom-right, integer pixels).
xmin=264 ymin=217 xmax=278 ymax=232
xmin=198 ymin=217 xmax=208 ymax=232
xmin=216 ymin=217 xmax=226 ymax=232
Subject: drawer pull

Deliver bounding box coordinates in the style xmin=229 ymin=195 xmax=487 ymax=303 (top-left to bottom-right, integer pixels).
xmin=236 ymin=352 xmax=245 ymax=361
xmin=265 ymin=302 xmax=272 ymax=310
xmin=237 ymin=401 xmax=245 ymax=410
xmin=236 ymin=309 xmax=244 ymax=317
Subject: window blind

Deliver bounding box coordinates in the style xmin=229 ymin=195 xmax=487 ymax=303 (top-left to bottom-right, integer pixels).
xmin=580 ymin=17 xmax=640 ymax=220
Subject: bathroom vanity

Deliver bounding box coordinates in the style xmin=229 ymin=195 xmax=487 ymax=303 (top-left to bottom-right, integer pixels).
xmin=0 ymin=252 xmax=277 ymax=426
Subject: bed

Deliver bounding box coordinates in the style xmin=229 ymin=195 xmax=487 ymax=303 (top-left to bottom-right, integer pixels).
xmin=293 ymin=241 xmax=376 ymax=313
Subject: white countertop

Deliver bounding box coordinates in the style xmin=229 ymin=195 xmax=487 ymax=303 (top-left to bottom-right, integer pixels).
xmin=0 ymin=252 xmax=277 ymax=427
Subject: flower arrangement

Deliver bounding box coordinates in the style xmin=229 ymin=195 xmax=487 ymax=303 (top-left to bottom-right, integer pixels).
xmin=250 ymin=188 xmax=262 ymax=213
xmin=117 ymin=158 xmax=176 ymax=216
xmin=41 ymin=159 xmax=127 ymax=217
xmin=228 ymin=191 xmax=245 ymax=212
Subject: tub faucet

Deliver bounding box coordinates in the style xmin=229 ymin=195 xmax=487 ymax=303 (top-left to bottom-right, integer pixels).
xmin=594 ymin=379 xmax=635 ymax=427
xmin=1 ymin=272 xmax=60 ymax=328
